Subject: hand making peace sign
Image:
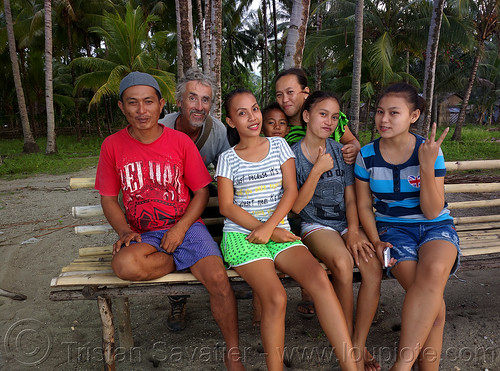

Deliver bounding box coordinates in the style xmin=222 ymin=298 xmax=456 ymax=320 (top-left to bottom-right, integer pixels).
xmin=418 ymin=122 xmax=449 ymax=171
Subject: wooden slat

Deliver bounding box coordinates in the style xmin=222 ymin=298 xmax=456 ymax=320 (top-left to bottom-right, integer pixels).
xmin=455 ymin=222 xmax=500 ymax=231
xmin=79 ymin=246 xmax=113 ymax=256
xmin=73 ymin=256 xmax=112 ymax=263
xmin=59 ymin=270 xmax=115 ymax=277
xmin=458 ymin=230 xmax=500 ymax=239
xmin=203 ymin=217 xmax=225 ymax=226
xmin=445 ymin=160 xmax=500 ymax=171
xmin=453 ymin=215 xmax=500 ymax=225
xmin=207 ymin=197 xmax=218 ymax=208
xmin=61 ymin=264 xmax=112 ymax=273
xmin=70 ymin=178 xmax=95 ymax=189
xmin=73 ymin=205 xmax=103 ymax=218
xmin=448 ymin=199 xmax=500 ymax=210
xmin=459 ymin=240 xmax=500 ymax=249
xmin=65 ymin=261 xmax=112 ymax=267
xmin=75 ymin=225 xmax=113 ymax=235
xmin=445 ymin=183 xmax=500 ymax=193
xmin=51 ymin=270 xmax=239 ymax=287
xmin=461 ymin=246 xmax=500 ymax=256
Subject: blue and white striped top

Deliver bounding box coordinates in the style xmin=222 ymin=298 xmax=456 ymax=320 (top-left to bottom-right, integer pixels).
xmin=354 ymin=133 xmax=453 ymax=225
xmin=215 ymin=136 xmax=295 ymax=234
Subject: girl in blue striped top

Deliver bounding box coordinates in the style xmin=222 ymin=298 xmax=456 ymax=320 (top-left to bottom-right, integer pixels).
xmin=355 ymin=83 xmax=460 ymax=371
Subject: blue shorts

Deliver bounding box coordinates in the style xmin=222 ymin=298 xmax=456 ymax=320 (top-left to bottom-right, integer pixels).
xmin=377 ymin=222 xmax=460 ymax=279
xmin=130 ymin=222 xmax=222 ymax=271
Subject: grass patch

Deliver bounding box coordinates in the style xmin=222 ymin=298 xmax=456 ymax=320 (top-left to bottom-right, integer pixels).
xmin=359 ymin=125 xmax=500 ymax=161
xmin=0 ymin=135 xmax=103 ymax=179
xmin=0 ymin=126 xmax=498 ymax=179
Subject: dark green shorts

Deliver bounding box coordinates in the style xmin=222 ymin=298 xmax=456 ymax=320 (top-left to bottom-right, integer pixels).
xmin=220 ymin=231 xmax=305 ymax=267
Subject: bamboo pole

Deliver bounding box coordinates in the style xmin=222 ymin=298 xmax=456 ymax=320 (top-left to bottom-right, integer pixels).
xmin=97 ymin=296 xmax=116 ymax=371
xmin=70 ymin=178 xmax=95 ymax=189
xmin=75 ymin=225 xmax=113 ymax=235
xmin=72 ymin=205 xmax=103 ymax=218
xmin=79 ymin=246 xmax=113 ymax=256
xmin=445 ymin=160 xmax=500 ymax=171
xmin=461 ymin=246 xmax=500 ymax=256
xmin=448 ymin=199 xmax=500 ymax=209
xmin=455 ymin=222 xmax=500 ymax=231
xmin=445 ymin=183 xmax=500 ymax=193
xmin=453 ymin=215 xmax=500 ymax=225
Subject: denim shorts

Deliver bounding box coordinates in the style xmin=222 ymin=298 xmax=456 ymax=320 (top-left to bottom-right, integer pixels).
xmin=377 ymin=222 xmax=460 ymax=279
xmin=130 ymin=222 xmax=222 ymax=271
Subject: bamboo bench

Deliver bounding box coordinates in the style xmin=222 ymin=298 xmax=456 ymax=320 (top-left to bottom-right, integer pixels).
xmin=49 ymin=160 xmax=500 ymax=370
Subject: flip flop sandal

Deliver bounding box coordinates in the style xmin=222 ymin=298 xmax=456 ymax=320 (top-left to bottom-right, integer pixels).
xmin=297 ymin=300 xmax=315 ymax=319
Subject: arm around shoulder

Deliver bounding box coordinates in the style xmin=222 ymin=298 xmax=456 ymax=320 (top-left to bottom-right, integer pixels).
xmin=340 ymin=126 xmax=361 ymax=165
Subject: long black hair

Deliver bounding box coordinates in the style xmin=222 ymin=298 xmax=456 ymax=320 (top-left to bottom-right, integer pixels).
xmin=224 ymin=88 xmax=254 ymax=146
xmin=300 ymin=91 xmax=341 ymax=128
xmin=378 ymin=83 xmax=426 ymax=113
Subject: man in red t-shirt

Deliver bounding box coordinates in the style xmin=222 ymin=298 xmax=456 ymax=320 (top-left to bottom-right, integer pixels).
xmin=95 ymin=72 xmax=244 ymax=369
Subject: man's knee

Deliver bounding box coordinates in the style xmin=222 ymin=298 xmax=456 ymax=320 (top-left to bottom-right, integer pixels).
xmin=193 ymin=256 xmax=232 ymax=294
xmin=112 ymin=256 xmax=146 ymax=280
xmin=208 ymin=269 xmax=233 ymax=295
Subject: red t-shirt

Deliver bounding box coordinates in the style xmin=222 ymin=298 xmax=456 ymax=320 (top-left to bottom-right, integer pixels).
xmin=95 ymin=124 xmax=212 ymax=233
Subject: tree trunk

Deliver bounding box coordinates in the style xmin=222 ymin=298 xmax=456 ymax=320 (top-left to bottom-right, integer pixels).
xmin=451 ymin=42 xmax=483 ymax=141
xmin=45 ymin=0 xmax=57 ymax=154
xmin=350 ymin=0 xmax=364 ymax=137
xmin=284 ymin=0 xmax=311 ymax=68
xmin=176 ymin=0 xmax=197 ymax=77
xmin=210 ymin=0 xmax=223 ymax=119
xmin=4 ymin=0 xmax=39 ymax=153
xmin=175 ymin=1 xmax=183 ymax=78
xmin=418 ymin=0 xmax=445 ymax=137
xmin=314 ymin=0 xmax=324 ymax=91
xmin=272 ymin=0 xmax=279 ymax=77
xmin=262 ymin=0 xmax=269 ymax=105
xmin=204 ymin=0 xmax=212 ymax=76
xmin=196 ymin=0 xmax=210 ymax=76
xmin=66 ymin=20 xmax=81 ymax=141
xmin=433 ymin=94 xmax=438 ymax=126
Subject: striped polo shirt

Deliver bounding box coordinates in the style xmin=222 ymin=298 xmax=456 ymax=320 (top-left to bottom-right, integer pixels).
xmin=354 ymin=133 xmax=453 ymax=225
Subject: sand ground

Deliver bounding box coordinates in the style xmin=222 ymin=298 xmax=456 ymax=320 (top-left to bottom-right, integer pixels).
xmin=0 ymin=167 xmax=499 ymax=370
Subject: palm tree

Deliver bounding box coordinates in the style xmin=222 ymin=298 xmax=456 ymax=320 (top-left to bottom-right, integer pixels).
xmin=195 ymin=0 xmax=210 ymax=75
xmin=45 ymin=0 xmax=57 ymax=154
xmin=304 ymin=0 xmax=424 ymax=110
xmin=210 ymin=0 xmax=223 ymax=118
xmin=72 ymin=3 xmax=176 ymax=111
xmin=4 ymin=0 xmax=39 ymax=153
xmin=284 ymin=0 xmax=311 ymax=68
xmin=452 ymin=0 xmax=499 ymax=141
xmin=52 ymin=0 xmax=111 ymax=139
xmin=175 ymin=0 xmax=196 ymax=77
xmin=350 ymin=0 xmax=364 ymax=136
xmin=418 ymin=0 xmax=446 ymax=137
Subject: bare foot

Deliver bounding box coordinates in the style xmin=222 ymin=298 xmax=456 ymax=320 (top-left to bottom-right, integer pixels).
xmin=224 ymin=348 xmax=246 ymax=371
xmin=364 ymin=348 xmax=381 ymax=371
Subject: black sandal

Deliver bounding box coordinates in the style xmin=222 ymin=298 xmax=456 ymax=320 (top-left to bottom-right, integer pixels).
xmin=297 ymin=300 xmax=315 ymax=319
